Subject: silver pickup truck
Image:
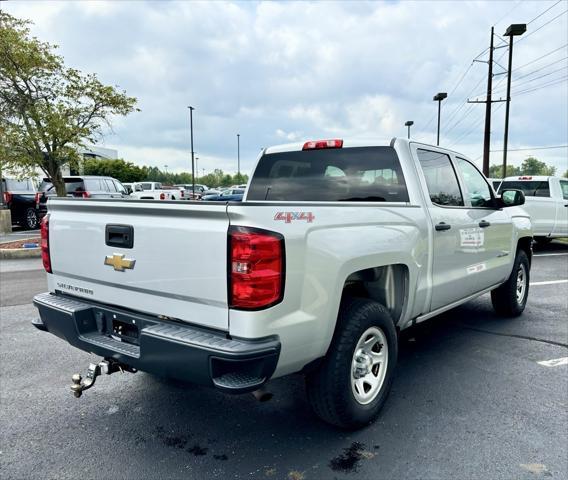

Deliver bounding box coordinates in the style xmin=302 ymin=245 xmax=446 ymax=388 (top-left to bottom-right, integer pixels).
xmin=33 ymin=138 xmax=532 ymax=428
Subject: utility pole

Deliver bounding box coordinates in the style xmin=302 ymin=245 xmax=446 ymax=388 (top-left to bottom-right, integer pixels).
xmin=237 ymin=133 xmax=240 ymax=180
xmin=502 ymin=24 xmax=526 ymax=179
xmin=188 ymin=106 xmax=195 ymax=197
xmin=481 ymin=27 xmax=495 ymax=177
xmin=467 ymin=27 xmax=507 ymax=176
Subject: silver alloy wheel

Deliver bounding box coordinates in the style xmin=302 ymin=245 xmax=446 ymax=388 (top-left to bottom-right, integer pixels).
xmin=26 ymin=209 xmax=38 ymax=229
xmin=351 ymin=326 xmax=388 ymax=405
xmin=516 ymin=263 xmax=527 ymax=304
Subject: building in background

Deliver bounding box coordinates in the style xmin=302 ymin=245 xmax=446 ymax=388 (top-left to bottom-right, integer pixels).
xmin=64 ymin=146 xmax=119 ymax=175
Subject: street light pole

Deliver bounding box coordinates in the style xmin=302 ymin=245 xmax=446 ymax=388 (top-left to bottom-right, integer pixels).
xmin=237 ymin=133 xmax=240 ymax=180
xmin=195 ymin=157 xmax=199 ymax=181
xmin=502 ymin=24 xmax=526 ymax=179
xmin=433 ymin=92 xmax=447 ymax=146
xmin=405 ymin=121 xmax=414 ymax=139
xmin=188 ymin=106 xmax=195 ymax=197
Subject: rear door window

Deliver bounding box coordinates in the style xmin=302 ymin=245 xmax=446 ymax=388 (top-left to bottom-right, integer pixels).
xmin=560 ymin=180 xmax=568 ymax=200
xmin=247 ymin=146 xmax=409 ymax=202
xmin=85 ymin=179 xmax=103 ymax=191
xmin=104 ymin=179 xmax=117 ymax=192
xmin=416 ymin=149 xmax=464 ymax=207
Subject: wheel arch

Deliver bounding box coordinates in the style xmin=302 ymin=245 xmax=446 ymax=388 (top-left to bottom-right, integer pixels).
xmin=517 ymin=236 xmax=533 ymax=266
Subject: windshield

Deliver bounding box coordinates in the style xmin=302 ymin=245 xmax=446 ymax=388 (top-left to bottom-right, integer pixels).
xmin=247 ymin=146 xmax=409 ymax=202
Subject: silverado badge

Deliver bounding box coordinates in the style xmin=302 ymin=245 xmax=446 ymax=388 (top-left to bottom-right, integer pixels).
xmin=104 ymin=254 xmax=136 ymax=272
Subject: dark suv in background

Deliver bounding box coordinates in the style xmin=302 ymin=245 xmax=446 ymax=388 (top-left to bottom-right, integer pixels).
xmin=37 ymin=176 xmax=128 ymax=219
xmin=1 ymin=177 xmax=39 ymax=230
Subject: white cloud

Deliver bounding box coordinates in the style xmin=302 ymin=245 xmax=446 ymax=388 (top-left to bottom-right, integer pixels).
xmin=4 ymin=0 xmax=567 ymax=175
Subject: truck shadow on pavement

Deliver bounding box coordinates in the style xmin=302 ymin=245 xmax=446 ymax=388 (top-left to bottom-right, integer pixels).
xmin=55 ymin=283 xmax=565 ymax=479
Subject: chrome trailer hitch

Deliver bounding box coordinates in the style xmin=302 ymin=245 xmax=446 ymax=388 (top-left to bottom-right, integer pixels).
xmin=70 ymin=359 xmax=137 ymax=398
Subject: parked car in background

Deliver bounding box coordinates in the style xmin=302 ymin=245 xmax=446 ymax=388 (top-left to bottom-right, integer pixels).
xmin=162 ymin=186 xmax=186 ymax=200
xmin=37 ymin=176 xmax=128 ymax=219
xmin=498 ymin=175 xmax=568 ymax=243
xmin=174 ymin=184 xmax=209 ymax=200
xmin=122 ymin=183 xmax=143 ymax=195
xmin=1 ymin=177 xmax=39 ymax=230
xmin=128 ymin=182 xmax=174 ymax=201
xmin=201 ymin=188 xmax=244 ymax=201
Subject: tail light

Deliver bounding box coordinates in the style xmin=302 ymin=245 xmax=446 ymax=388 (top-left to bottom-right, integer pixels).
xmin=34 ymin=192 xmax=41 ymax=206
xmin=302 ymin=139 xmax=343 ymax=150
xmin=3 ymin=192 xmax=13 ymax=204
xmin=228 ymin=227 xmax=285 ymax=310
xmin=81 ymin=191 xmax=91 ymax=198
xmin=180 ymin=190 xmax=185 ymax=198
xmin=159 ymin=192 xmax=165 ymax=200
xmin=40 ymin=215 xmax=52 ymax=273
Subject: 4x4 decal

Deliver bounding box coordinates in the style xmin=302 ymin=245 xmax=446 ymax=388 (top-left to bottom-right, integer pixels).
xmin=274 ymin=211 xmax=315 ymax=223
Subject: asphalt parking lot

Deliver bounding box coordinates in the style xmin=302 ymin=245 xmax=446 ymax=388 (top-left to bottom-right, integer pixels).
xmin=1 ymin=242 xmax=567 ymax=480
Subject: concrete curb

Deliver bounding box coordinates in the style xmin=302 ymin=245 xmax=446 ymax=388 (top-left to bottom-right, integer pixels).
xmin=0 ymin=247 xmax=41 ymax=259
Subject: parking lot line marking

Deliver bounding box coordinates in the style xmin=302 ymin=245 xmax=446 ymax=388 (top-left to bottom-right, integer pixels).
xmin=530 ymin=279 xmax=568 ymax=286
xmin=537 ymin=357 xmax=568 ymax=367
xmin=534 ymin=253 xmax=568 ymax=257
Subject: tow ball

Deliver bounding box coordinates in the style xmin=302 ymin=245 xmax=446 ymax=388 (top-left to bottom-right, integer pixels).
xmin=70 ymin=359 xmax=136 ymax=398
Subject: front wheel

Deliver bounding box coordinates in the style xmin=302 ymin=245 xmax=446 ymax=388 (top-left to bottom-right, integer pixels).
xmin=306 ymin=297 xmax=397 ymax=429
xmin=491 ymin=250 xmax=530 ymax=317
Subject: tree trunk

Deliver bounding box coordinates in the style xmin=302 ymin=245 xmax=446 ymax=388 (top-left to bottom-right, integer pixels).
xmin=47 ymin=160 xmax=66 ymax=197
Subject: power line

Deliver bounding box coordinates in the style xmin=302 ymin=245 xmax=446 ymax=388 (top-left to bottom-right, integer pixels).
xmin=490 ymin=145 xmax=568 ymax=152
xmin=526 ymin=0 xmax=563 ymax=25
xmin=515 ymin=75 xmax=568 ymax=95
xmin=515 ymin=43 xmax=568 ymax=71
xmin=511 ymin=67 xmax=568 ymax=89
xmin=513 ymin=56 xmax=568 ymax=81
xmin=493 ymin=0 xmax=525 ymax=28
xmin=517 ymin=9 xmax=568 ymax=45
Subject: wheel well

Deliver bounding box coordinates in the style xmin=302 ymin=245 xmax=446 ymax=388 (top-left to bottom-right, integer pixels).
xmin=341 ymin=264 xmax=408 ymax=325
xmin=517 ymin=236 xmax=533 ymax=266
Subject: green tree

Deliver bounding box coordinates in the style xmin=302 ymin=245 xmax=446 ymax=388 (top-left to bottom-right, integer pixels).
xmin=0 ymin=13 xmax=138 ymax=196
xmin=488 ymin=164 xmax=521 ymax=178
xmin=520 ymin=156 xmax=556 ymax=176
xmin=83 ymin=158 xmax=147 ymax=183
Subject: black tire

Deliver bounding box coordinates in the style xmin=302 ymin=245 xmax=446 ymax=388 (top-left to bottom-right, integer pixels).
xmin=534 ymin=237 xmax=552 ymax=245
xmin=491 ymin=249 xmax=530 ymax=317
xmin=306 ymin=297 xmax=398 ymax=429
xmin=23 ymin=207 xmax=39 ymax=230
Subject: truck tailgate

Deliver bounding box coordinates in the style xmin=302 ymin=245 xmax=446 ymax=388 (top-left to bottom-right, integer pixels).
xmin=46 ymin=199 xmax=230 ymax=330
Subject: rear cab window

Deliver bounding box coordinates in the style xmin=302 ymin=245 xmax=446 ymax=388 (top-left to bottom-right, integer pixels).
xmin=247 ymin=146 xmax=410 ymax=202
xmin=40 ymin=178 xmax=86 ymax=195
xmin=499 ymin=180 xmax=550 ymax=197
xmin=560 ymin=180 xmax=568 ymax=200
xmin=2 ymin=178 xmax=35 ymax=192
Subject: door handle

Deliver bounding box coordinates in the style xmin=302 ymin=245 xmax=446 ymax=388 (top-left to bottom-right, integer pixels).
xmin=478 ymin=220 xmax=491 ymax=228
xmin=435 ymin=222 xmax=451 ymax=231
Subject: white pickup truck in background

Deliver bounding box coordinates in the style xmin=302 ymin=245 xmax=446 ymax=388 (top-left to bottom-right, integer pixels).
xmin=128 ymin=182 xmax=174 ymax=201
xmin=33 ymin=137 xmax=533 ymax=429
xmin=499 ymin=176 xmax=568 ymax=243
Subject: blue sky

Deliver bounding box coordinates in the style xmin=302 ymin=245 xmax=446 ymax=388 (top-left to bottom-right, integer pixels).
xmin=5 ymin=0 xmax=568 ymax=175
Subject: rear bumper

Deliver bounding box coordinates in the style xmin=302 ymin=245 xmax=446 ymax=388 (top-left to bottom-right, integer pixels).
xmin=33 ymin=292 xmax=280 ymax=393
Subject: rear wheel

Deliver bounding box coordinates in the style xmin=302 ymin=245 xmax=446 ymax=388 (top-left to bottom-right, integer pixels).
xmin=306 ymin=297 xmax=397 ymax=429
xmin=491 ymin=250 xmax=530 ymax=317
xmin=24 ymin=208 xmax=38 ymax=230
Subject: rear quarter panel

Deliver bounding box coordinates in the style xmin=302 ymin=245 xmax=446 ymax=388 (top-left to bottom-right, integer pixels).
xmin=227 ymin=203 xmax=429 ymax=377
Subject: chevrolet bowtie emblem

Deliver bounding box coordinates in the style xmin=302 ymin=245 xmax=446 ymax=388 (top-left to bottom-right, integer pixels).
xmin=104 ymin=254 xmax=136 ymax=272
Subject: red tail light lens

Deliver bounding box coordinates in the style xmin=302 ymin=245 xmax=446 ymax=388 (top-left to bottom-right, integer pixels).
xmin=302 ymin=139 xmax=343 ymax=150
xmin=229 ymin=227 xmax=285 ymax=310
xmin=34 ymin=192 xmax=41 ymax=206
xmin=81 ymin=191 xmax=91 ymax=198
xmin=3 ymin=192 xmax=13 ymax=204
xmin=159 ymin=193 xmax=165 ymax=200
xmin=40 ymin=214 xmax=52 ymax=273
xmin=180 ymin=190 xmax=185 ymax=198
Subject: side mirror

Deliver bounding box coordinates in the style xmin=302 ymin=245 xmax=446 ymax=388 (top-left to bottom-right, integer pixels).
xmin=500 ymin=189 xmax=525 ymax=207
